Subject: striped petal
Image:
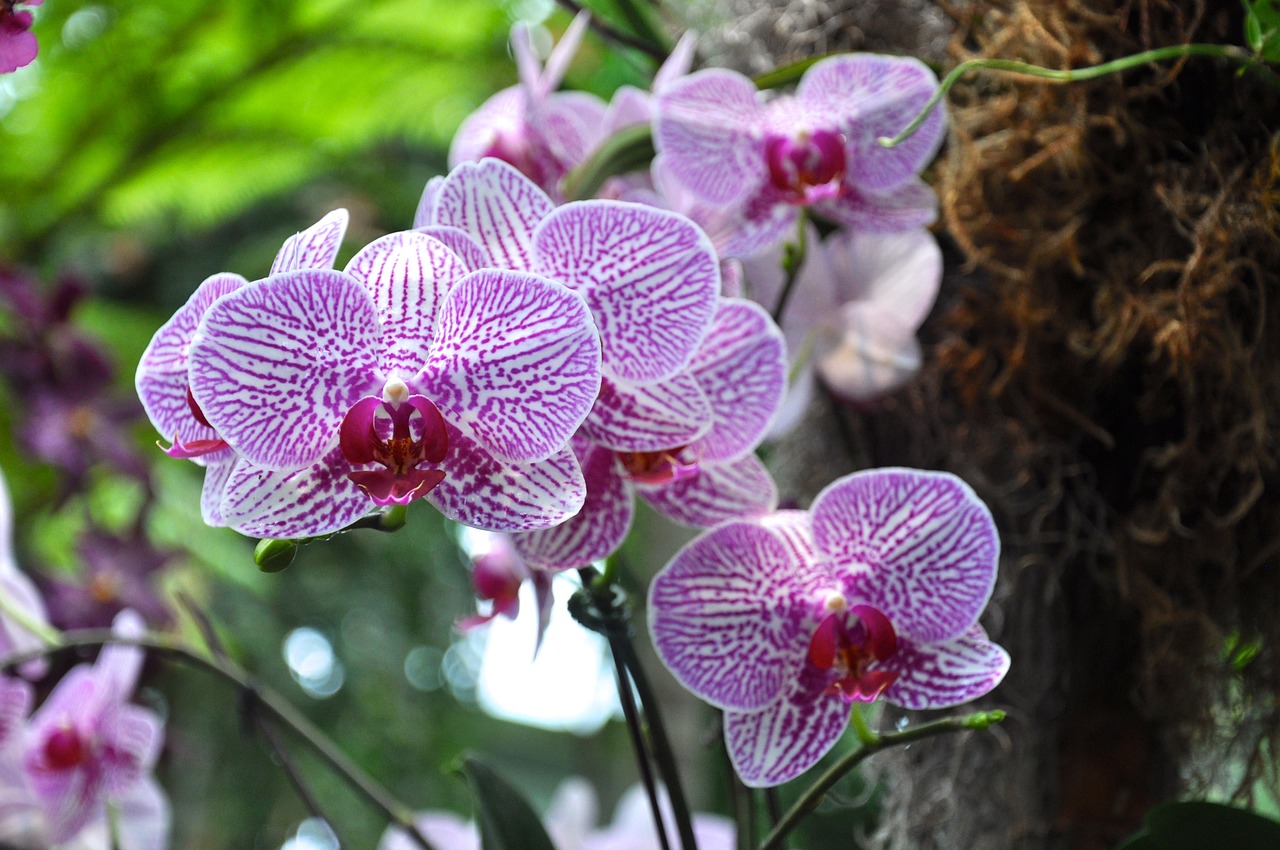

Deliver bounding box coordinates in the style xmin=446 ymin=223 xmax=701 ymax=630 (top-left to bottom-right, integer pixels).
xmin=648 ymin=514 xmax=830 ymax=712
xmin=533 ymin=201 xmax=720 ymax=383
xmin=639 ymin=452 xmax=777 ymax=528
xmin=135 ymin=272 xmax=247 ymax=446
xmin=580 ymin=373 xmax=711 ymax=453
xmin=654 ymin=69 xmax=766 ymax=205
xmin=434 ymin=158 xmax=554 ymax=272
xmin=819 ymin=176 xmax=939 ymax=233
xmin=688 ymin=298 xmax=786 ymax=462
xmin=199 ymin=454 xmax=237 ymax=527
xmin=221 ymin=451 xmax=373 ymax=539
xmin=270 ymin=208 xmax=349 ymax=274
xmin=416 ymin=269 xmax=600 ymax=463
xmin=723 ymin=669 xmax=851 ymax=787
xmin=414 ymin=176 xmax=445 ymax=229
xmin=413 ymin=225 xmax=493 ymax=272
xmin=0 ymin=678 xmax=31 ymax=745
xmin=881 ymin=624 xmax=1010 ymax=710
xmin=428 ymin=425 xmax=586 ymax=532
xmin=811 ymin=469 xmax=999 ymax=645
xmin=797 ymin=54 xmax=944 ymax=193
xmin=343 ymin=231 xmax=470 ymax=376
xmin=188 ymin=269 xmax=382 ymax=470
xmin=511 ymin=440 xmax=633 ymax=569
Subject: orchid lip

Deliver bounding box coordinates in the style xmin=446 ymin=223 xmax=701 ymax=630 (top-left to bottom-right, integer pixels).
xmin=807 ymin=604 xmax=900 ymax=703
xmin=339 ymin=392 xmax=450 ymax=507
xmin=765 ymin=129 xmax=848 ymax=203
xmin=617 ymin=445 xmax=701 ymax=486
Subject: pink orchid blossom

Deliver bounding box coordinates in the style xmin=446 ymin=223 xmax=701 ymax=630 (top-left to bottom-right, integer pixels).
xmin=0 ymin=0 xmax=42 ymax=74
xmin=5 ymin=610 xmax=169 ymax=848
xmin=136 ymin=209 xmax=350 ymax=526
xmin=184 ymin=219 xmax=603 ymax=538
xmin=0 ymin=465 xmax=52 ymax=678
xmin=447 ymin=12 xmax=606 ymax=200
xmin=743 ymin=225 xmax=943 ymax=434
xmin=649 ymin=468 xmax=1009 ymax=787
xmin=654 ymin=54 xmax=944 ymax=258
xmin=457 ymin=533 xmax=554 ymax=653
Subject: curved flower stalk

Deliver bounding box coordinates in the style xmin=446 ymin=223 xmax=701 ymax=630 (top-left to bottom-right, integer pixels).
xmin=654 ymin=54 xmax=945 ymax=257
xmin=446 ymin=12 xmax=607 ymax=200
xmin=135 ymin=209 xmax=350 ymax=526
xmin=743 ymin=225 xmax=943 ymax=435
xmin=378 ymin=778 xmax=735 ymax=850
xmin=0 ymin=610 xmax=169 ymax=850
xmin=0 ymin=466 xmax=53 ymax=678
xmin=512 ymin=297 xmax=786 ymax=571
xmin=0 ymin=0 xmax=41 ymax=74
xmin=649 ymin=468 xmax=1010 ymax=787
xmin=186 ymin=225 xmax=603 ymax=538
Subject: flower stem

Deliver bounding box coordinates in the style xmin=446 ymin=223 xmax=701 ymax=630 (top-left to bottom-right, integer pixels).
xmin=756 ymin=710 xmax=1006 ymax=850
xmin=0 ymin=580 xmax=62 ymax=647
xmin=848 ymin=704 xmax=878 ymax=746
xmin=607 ymin=633 xmax=674 ymax=850
xmin=880 ymin=44 xmax=1280 ymax=149
xmin=770 ymin=209 xmax=809 ymax=327
xmin=1 ymin=631 xmax=438 ymax=850
xmin=554 ymin=0 xmax=668 ymax=62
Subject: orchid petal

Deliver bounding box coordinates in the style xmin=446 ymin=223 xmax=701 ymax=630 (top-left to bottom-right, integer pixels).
xmin=188 ymin=269 xmax=381 ymax=469
xmin=413 ymin=176 xmax=444 ymax=229
xmin=221 ymin=450 xmax=374 ymax=539
xmin=428 ymin=425 xmax=586 ymax=532
xmin=654 ymin=69 xmax=766 ymax=205
xmin=413 ymin=225 xmax=493 ymax=272
xmin=512 ymin=440 xmax=633 ymax=569
xmin=417 ymin=269 xmax=601 ymax=463
xmin=819 ymin=175 xmax=939 ymax=232
xmin=534 ymin=200 xmax=719 ymax=382
xmin=448 ymin=87 xmax=523 ymax=168
xmin=797 ymin=54 xmax=945 ymax=193
xmin=648 ymin=514 xmax=829 ymax=711
xmin=95 ymin=610 xmax=145 ymax=702
xmin=824 ymin=228 xmax=942 ymax=330
xmin=434 ymin=158 xmax=554 ymax=271
xmin=270 ymin=209 xmax=349 ymax=274
xmin=199 ymin=454 xmax=237 ymax=527
xmin=537 ymin=92 xmax=609 ymax=176
xmin=811 ymin=468 xmax=999 ymax=644
xmin=538 ymin=11 xmax=590 ymax=97
xmin=380 ymin=813 xmax=480 ymax=850
xmin=0 ymin=678 xmax=31 ymax=745
xmin=580 ymin=373 xmax=711 ymax=453
xmin=639 ymin=452 xmax=777 ymax=527
xmin=718 ymin=188 xmax=798 ymax=260
xmin=688 ymin=298 xmax=786 ymax=462
xmin=135 ymin=272 xmax=247 ymax=447
xmin=881 ymin=624 xmax=1010 ymax=710
xmin=113 ymin=776 xmax=171 ymax=850
xmin=654 ymin=32 xmax=698 ymax=93
xmin=723 ymin=667 xmax=851 ymax=787
xmin=603 ymin=85 xmax=653 ymax=134
xmin=817 ymin=304 xmax=922 ymax=401
xmin=344 ymin=231 xmax=469 ymax=376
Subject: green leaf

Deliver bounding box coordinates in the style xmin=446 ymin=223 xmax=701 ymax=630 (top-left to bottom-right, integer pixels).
xmin=459 ymin=757 xmax=558 ymax=850
xmin=1244 ymin=0 xmax=1280 ymax=61
xmin=1117 ymin=801 xmax=1280 ymax=850
xmin=562 ymin=124 xmax=655 ymax=201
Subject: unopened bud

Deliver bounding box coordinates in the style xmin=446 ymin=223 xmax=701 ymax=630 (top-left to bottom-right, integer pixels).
xmin=963 ymin=709 xmax=1006 ymax=730
xmin=255 ymin=538 xmax=298 ymax=572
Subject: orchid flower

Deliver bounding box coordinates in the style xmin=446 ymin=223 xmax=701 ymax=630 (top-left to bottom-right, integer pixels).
xmin=654 ymin=54 xmax=945 ymax=258
xmin=8 ymin=610 xmax=169 ymax=848
xmin=184 ymin=223 xmax=603 ymax=538
xmin=457 ymin=532 xmax=554 ymax=654
xmin=0 ymin=465 xmax=52 ymax=678
xmin=0 ymin=0 xmax=42 ymax=74
xmin=742 ymin=225 xmax=942 ymax=435
xmin=511 ymin=297 xmax=786 ymax=571
xmin=649 ymin=468 xmax=1010 ymax=787
xmin=135 ymin=209 xmax=350 ymax=526
xmin=446 ymin=12 xmax=606 ymax=200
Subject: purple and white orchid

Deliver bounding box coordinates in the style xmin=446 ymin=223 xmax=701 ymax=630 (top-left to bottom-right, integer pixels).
xmin=654 ymin=54 xmax=945 ymax=257
xmin=135 ymin=209 xmax=350 ymax=526
xmin=649 ymin=468 xmax=1009 ymax=787
xmin=0 ymin=466 xmax=52 ymax=679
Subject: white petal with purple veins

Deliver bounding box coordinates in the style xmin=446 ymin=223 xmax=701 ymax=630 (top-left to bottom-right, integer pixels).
xmin=414 ymin=225 xmax=493 ymax=272
xmin=648 ymin=515 xmax=830 ymax=712
xmin=797 ymin=54 xmax=945 ymax=193
xmin=221 ymin=451 xmax=373 ymax=539
xmin=811 ymin=468 xmax=999 ymax=644
xmin=688 ymin=298 xmax=786 ymax=462
xmin=724 ymin=669 xmax=851 ymax=787
xmin=537 ymin=91 xmax=608 ymax=174
xmin=417 ymin=269 xmax=601 ymax=463
xmin=270 ymin=209 xmax=349 ymax=274
xmin=580 ymin=374 xmax=711 ymax=453
xmin=188 ymin=269 xmax=382 ymax=470
xmin=639 ymin=452 xmax=777 ymax=528
xmin=199 ymin=453 xmax=237 ymax=527
xmin=135 ymin=272 xmax=247 ymax=444
xmin=414 ymin=176 xmax=445 ymax=229
xmin=881 ymin=624 xmax=1010 ymax=710
xmin=534 ymin=201 xmax=719 ymax=383
xmin=654 ymin=69 xmax=767 ymax=205
xmin=819 ymin=176 xmax=938 ymax=233
xmin=344 ymin=231 xmax=469 ymax=376
xmin=428 ymin=425 xmax=586 ymax=532
xmin=434 ymin=159 xmax=554 ymax=272
xmin=512 ymin=440 xmax=633 ymax=569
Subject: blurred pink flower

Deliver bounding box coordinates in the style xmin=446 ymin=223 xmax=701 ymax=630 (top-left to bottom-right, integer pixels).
xmin=0 ymin=0 xmax=42 ymax=74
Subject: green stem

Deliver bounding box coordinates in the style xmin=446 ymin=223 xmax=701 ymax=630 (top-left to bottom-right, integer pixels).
xmin=770 ymin=209 xmax=809 ymax=327
xmin=1 ymin=631 xmax=438 ymax=850
xmin=880 ymin=43 xmax=1280 ymax=149
xmin=848 ymin=704 xmax=878 ymax=746
xmin=0 ymin=580 xmax=62 ymax=647
xmin=553 ymin=0 xmax=667 ymax=62
xmin=757 ymin=710 xmax=1006 ymax=850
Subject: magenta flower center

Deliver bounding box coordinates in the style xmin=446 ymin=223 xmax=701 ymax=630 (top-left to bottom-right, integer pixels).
xmin=807 ymin=603 xmax=899 ymax=703
xmin=765 ymin=129 xmax=847 ymax=204
xmin=42 ymin=724 xmax=89 ymax=771
xmin=617 ymin=445 xmax=700 ymax=486
xmin=339 ymin=387 xmax=450 ymax=507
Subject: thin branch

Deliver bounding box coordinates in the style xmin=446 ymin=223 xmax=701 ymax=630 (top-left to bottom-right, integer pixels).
xmin=554 ymin=0 xmax=668 ymax=62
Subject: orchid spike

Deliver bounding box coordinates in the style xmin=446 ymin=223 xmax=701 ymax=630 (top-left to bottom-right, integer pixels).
xmin=648 ymin=468 xmax=1009 ymax=786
